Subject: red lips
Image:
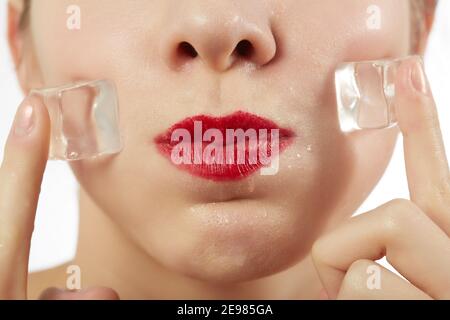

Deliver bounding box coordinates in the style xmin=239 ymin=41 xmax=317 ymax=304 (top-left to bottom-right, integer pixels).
xmin=154 ymin=111 xmax=295 ymax=181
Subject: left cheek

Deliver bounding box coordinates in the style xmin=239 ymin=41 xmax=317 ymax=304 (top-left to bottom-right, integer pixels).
xmin=278 ymin=2 xmax=410 ymax=67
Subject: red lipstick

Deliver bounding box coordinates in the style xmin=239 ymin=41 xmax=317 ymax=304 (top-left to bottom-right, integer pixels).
xmin=155 ymin=111 xmax=295 ymax=181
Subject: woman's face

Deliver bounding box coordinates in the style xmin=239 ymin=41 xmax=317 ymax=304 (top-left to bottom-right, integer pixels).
xmin=25 ymin=0 xmax=410 ymax=281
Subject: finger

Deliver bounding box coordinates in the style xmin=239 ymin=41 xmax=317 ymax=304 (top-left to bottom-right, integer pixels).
xmin=39 ymin=287 xmax=120 ymax=300
xmin=0 ymin=94 xmax=50 ymax=299
xmin=394 ymin=56 xmax=450 ymax=233
xmin=311 ymin=199 xmax=450 ymax=300
xmin=336 ymin=260 xmax=431 ymax=300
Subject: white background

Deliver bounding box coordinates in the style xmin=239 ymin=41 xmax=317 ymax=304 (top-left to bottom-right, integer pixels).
xmin=0 ymin=1 xmax=449 ymax=272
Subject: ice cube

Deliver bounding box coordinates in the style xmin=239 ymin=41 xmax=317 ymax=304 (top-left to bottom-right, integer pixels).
xmin=30 ymin=79 xmax=122 ymax=160
xmin=334 ymin=57 xmax=413 ymax=133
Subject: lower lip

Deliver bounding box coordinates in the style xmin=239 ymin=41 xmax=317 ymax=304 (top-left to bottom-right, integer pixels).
xmin=155 ymin=111 xmax=295 ymax=181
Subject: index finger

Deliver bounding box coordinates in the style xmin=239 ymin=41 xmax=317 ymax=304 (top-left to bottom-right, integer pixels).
xmin=394 ymin=55 xmax=450 ymax=233
xmin=0 ymin=94 xmax=50 ymax=299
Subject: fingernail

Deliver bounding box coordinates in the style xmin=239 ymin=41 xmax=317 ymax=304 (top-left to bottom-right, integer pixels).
xmin=13 ymin=103 xmax=35 ymax=137
xmin=410 ymin=57 xmax=430 ymax=96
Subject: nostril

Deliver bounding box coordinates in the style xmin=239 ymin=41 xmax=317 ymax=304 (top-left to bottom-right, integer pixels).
xmin=177 ymin=41 xmax=198 ymax=58
xmin=234 ymin=40 xmax=254 ymax=58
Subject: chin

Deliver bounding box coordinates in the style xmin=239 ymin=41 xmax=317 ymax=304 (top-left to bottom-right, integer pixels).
xmin=161 ymin=200 xmax=311 ymax=283
xmin=177 ymin=233 xmax=306 ymax=283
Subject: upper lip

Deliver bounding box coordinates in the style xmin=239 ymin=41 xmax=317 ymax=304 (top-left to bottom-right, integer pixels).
xmin=154 ymin=111 xmax=295 ymax=181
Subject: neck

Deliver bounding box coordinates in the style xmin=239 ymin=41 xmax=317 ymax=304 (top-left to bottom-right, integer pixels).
xmin=74 ymin=187 xmax=323 ymax=299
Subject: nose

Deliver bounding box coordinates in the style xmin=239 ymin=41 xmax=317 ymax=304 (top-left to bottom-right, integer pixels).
xmin=159 ymin=2 xmax=277 ymax=72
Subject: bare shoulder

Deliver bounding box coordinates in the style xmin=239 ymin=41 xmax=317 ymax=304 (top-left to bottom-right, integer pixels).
xmin=27 ymin=262 xmax=73 ymax=300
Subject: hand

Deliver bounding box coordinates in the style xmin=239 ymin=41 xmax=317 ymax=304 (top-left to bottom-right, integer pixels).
xmin=0 ymin=94 xmax=118 ymax=300
xmin=312 ymin=56 xmax=450 ymax=300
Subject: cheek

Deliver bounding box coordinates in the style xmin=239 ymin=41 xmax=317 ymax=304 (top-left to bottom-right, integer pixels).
xmin=268 ymin=0 xmax=410 ymax=98
xmin=29 ymin=0 xmax=162 ymax=86
xmin=276 ymin=0 xmax=411 ymax=58
xmin=275 ymin=1 xmax=410 ymax=156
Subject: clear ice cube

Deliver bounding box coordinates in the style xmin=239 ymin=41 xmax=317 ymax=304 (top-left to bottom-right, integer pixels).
xmin=30 ymin=79 xmax=122 ymax=160
xmin=335 ymin=57 xmax=412 ymax=133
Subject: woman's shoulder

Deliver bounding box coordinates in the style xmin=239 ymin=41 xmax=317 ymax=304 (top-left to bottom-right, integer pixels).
xmin=28 ymin=262 xmax=73 ymax=300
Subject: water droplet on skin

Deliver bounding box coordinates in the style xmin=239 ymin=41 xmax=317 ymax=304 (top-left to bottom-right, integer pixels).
xmin=247 ymin=178 xmax=255 ymax=193
xmin=68 ymin=151 xmax=79 ymax=159
xmin=289 ymin=86 xmax=295 ymax=95
xmin=385 ymin=83 xmax=395 ymax=97
xmin=296 ymin=153 xmax=301 ymax=158
xmin=306 ymin=144 xmax=312 ymax=152
xmin=260 ymin=207 xmax=268 ymax=219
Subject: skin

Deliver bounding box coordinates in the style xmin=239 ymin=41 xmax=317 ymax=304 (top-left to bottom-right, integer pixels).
xmin=1 ymin=0 xmax=448 ymax=299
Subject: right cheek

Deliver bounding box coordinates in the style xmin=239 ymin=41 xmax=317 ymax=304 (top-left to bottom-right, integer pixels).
xmin=31 ymin=18 xmax=120 ymax=85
